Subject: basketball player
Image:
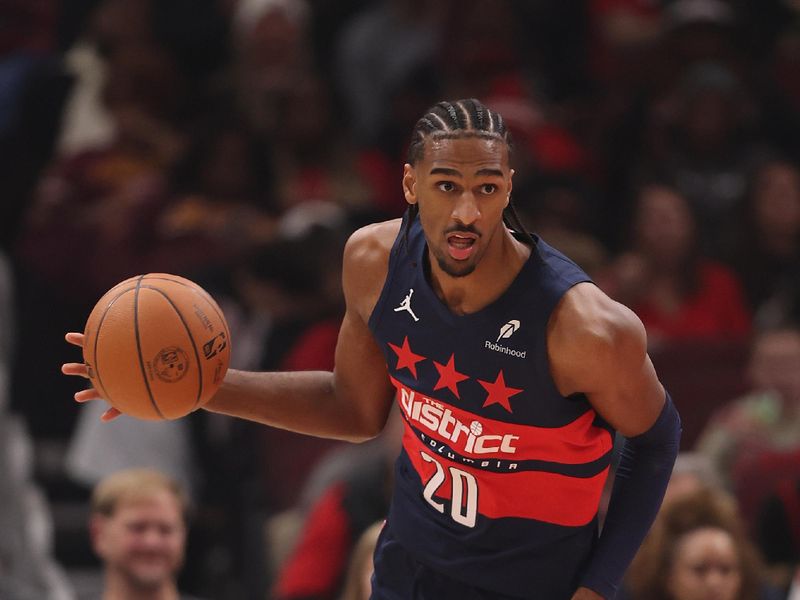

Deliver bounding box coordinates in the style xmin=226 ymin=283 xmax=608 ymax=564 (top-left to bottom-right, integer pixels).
xmin=65 ymin=99 xmax=681 ymax=599
xmin=88 ymin=468 xmax=205 ymax=600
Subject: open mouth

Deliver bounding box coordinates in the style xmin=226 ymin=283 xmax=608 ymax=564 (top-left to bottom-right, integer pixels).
xmin=447 ymin=233 xmax=477 ymax=260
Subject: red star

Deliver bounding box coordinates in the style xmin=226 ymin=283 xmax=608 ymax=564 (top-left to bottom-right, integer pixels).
xmin=478 ymin=370 xmax=523 ymax=413
xmin=388 ymin=336 xmax=426 ymax=379
xmin=433 ymin=354 xmax=469 ymax=398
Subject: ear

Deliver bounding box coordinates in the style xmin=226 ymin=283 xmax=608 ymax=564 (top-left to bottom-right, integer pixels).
xmin=506 ymin=168 xmax=514 ymax=208
xmin=402 ymin=164 xmax=418 ymax=206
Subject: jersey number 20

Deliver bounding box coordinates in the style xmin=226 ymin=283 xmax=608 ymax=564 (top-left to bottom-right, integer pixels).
xmin=420 ymin=451 xmax=478 ymax=527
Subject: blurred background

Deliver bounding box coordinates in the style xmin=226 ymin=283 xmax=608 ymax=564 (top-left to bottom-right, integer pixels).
xmin=1 ymin=0 xmax=800 ymax=599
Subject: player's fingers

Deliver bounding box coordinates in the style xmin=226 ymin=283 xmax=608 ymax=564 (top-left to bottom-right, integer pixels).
xmin=100 ymin=407 xmax=122 ymax=421
xmin=74 ymin=388 xmax=101 ymax=403
xmin=65 ymin=332 xmax=85 ymax=347
xmin=62 ymin=363 xmax=90 ymax=378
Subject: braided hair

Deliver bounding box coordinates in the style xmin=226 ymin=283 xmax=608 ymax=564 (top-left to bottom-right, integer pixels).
xmin=404 ymin=98 xmax=533 ymax=246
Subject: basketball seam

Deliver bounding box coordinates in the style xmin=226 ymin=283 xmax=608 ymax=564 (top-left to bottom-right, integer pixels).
xmin=133 ymin=276 xmax=167 ymax=419
xmin=142 ymin=287 xmax=205 ymax=411
xmin=91 ymin=287 xmax=138 ymax=406
xmin=140 ymin=276 xmax=232 ymax=350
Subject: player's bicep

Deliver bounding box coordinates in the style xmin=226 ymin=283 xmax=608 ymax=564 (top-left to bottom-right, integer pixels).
xmin=332 ymin=308 xmax=395 ymax=437
xmin=588 ymin=360 xmax=664 ymax=439
xmin=583 ymin=314 xmax=665 ymax=438
xmin=334 ymin=221 xmax=398 ymax=437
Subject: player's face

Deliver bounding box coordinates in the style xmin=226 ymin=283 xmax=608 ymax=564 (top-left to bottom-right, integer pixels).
xmin=667 ymin=528 xmax=742 ymax=600
xmin=403 ymin=136 xmax=513 ymax=278
xmin=93 ymin=491 xmax=186 ymax=592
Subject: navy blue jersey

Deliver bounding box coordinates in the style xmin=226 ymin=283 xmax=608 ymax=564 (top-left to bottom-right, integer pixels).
xmin=368 ymin=214 xmax=615 ymax=598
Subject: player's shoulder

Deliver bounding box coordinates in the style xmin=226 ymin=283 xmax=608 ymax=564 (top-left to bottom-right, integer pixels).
xmin=342 ymin=219 xmax=402 ymax=317
xmin=548 ymin=283 xmax=650 ymax=395
xmin=343 ymin=219 xmax=402 ymax=266
xmin=550 ymin=282 xmax=646 ymax=359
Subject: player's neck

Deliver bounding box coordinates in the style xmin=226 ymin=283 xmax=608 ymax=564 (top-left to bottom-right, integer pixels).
xmin=428 ymin=229 xmax=530 ymax=315
xmin=103 ymin=573 xmax=180 ymax=600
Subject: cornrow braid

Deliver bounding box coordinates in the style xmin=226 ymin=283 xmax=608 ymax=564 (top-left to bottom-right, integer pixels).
xmin=404 ymin=98 xmax=537 ymax=250
xmin=406 ymin=98 xmax=510 ymax=165
xmin=503 ymin=199 xmax=538 ymax=248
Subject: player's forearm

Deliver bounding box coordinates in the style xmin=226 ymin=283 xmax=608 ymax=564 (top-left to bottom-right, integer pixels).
xmin=202 ymin=368 xmax=385 ymax=442
xmin=580 ymin=393 xmax=681 ymax=598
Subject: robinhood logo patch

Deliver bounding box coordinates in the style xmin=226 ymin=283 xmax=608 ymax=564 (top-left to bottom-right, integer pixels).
xmin=497 ymin=320 xmax=521 ymax=342
xmin=486 ymin=320 xmax=526 ymax=359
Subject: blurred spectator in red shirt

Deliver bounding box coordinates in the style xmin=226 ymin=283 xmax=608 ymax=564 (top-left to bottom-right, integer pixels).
xmin=598 ymin=182 xmax=751 ymax=346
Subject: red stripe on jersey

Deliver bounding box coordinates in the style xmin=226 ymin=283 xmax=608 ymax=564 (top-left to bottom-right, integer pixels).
xmin=391 ymin=377 xmax=612 ymax=464
xmin=404 ymin=427 xmax=609 ymax=526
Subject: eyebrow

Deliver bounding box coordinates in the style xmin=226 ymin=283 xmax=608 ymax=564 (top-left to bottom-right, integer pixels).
xmin=429 ymin=167 xmax=504 ymax=178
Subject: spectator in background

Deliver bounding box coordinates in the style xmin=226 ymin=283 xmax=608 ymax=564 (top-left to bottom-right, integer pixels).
xmin=334 ymin=0 xmax=443 ymax=145
xmin=621 ymin=487 xmax=773 ymax=600
xmin=17 ymin=13 xmax=190 ymax=305
xmin=641 ymin=59 xmax=762 ymax=256
xmin=12 ymin=6 xmax=190 ymax=440
xmin=695 ymin=323 xmax=800 ymax=526
xmin=513 ymin=174 xmax=608 ymax=278
xmin=56 ymin=0 xmax=227 ymax=159
xmin=233 ymin=212 xmax=352 ymax=508
xmin=154 ymin=112 xmax=278 ymax=276
xmin=268 ymin=72 xmax=374 ymax=213
xmin=660 ymin=0 xmax=741 ymax=79
xmin=597 ymin=182 xmax=751 ymax=346
xmin=195 ymin=203 xmax=354 ymax=589
xmin=436 ymin=0 xmax=521 ymax=101
xmin=586 ymin=0 xmax=663 ymax=94
xmin=88 ymin=468 xmax=205 ymax=600
xmin=661 ymin=452 xmax=724 ymax=508
xmin=727 ymin=158 xmax=800 ymax=316
xmin=55 ymin=0 xmax=157 ymax=158
xmin=270 ymin=413 xmax=400 ymax=600
xmin=231 ymin=0 xmax=311 ymax=138
xmin=220 ymin=202 xmax=349 ymax=376
xmin=338 ymin=521 xmax=384 ymax=600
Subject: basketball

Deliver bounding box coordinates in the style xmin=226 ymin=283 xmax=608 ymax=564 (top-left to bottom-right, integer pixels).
xmin=83 ymin=274 xmax=231 ymax=420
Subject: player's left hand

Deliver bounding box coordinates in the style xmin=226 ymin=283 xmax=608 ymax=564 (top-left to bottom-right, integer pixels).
xmin=62 ymin=332 xmax=122 ymax=421
xmin=571 ymin=587 xmax=604 ymax=600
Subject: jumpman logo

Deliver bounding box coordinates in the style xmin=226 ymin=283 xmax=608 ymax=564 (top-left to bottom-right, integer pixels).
xmin=394 ymin=289 xmax=420 ymax=322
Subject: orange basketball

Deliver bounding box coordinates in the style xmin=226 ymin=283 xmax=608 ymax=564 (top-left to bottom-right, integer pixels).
xmin=83 ymin=274 xmax=231 ymax=420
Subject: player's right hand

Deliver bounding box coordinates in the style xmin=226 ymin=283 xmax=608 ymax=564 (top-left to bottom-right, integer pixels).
xmin=62 ymin=332 xmax=122 ymax=421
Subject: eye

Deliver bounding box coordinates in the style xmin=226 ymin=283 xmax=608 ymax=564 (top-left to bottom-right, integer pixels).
xmin=437 ymin=181 xmax=456 ymax=193
xmin=128 ymin=522 xmax=147 ymax=534
xmin=480 ymin=183 xmax=498 ymax=195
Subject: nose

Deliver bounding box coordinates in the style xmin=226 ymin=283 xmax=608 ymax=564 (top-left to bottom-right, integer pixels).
xmin=451 ymin=191 xmax=480 ymax=225
xmin=139 ymin=527 xmax=165 ymax=548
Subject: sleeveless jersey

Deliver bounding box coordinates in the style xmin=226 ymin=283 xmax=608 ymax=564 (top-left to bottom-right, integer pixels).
xmin=368 ymin=214 xmax=615 ymax=598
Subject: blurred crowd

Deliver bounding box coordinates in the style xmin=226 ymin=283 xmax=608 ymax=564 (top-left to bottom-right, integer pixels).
xmin=1 ymin=0 xmax=800 ymax=599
